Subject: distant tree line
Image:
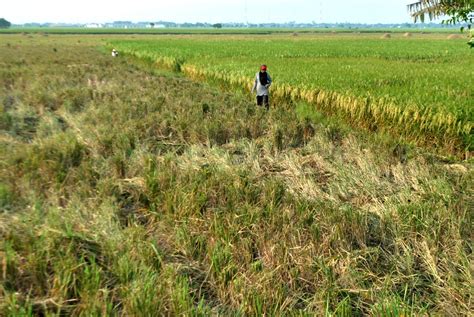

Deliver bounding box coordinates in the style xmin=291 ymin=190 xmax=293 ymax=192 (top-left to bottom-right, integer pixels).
xmin=0 ymin=18 xmax=11 ymax=28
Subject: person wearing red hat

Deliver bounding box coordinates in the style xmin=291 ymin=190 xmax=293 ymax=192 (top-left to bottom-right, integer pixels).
xmin=251 ymin=64 xmax=272 ymax=109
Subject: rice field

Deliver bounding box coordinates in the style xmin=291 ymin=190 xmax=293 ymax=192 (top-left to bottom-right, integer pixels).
xmin=0 ymin=33 xmax=473 ymax=316
xmin=0 ymin=27 xmax=462 ymax=35
xmin=111 ymin=33 xmax=473 ymax=151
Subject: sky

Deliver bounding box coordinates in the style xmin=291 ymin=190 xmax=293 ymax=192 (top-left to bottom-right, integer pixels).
xmin=4 ymin=0 xmax=419 ymax=24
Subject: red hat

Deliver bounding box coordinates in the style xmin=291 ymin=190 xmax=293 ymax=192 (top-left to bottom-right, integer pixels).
xmin=260 ymin=64 xmax=267 ymax=71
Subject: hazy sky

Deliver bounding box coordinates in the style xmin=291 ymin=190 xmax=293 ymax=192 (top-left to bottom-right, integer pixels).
xmin=5 ymin=0 xmax=418 ymax=24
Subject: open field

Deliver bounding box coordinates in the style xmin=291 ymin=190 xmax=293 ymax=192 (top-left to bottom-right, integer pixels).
xmin=111 ymin=33 xmax=473 ymax=152
xmin=0 ymin=27 xmax=464 ymax=35
xmin=1 ymin=35 xmax=473 ymax=315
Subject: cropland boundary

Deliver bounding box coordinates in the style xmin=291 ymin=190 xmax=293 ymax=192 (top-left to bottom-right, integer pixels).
xmin=0 ymin=27 xmax=464 ymax=35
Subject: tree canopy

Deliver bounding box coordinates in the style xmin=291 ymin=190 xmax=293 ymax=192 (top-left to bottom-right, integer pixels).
xmin=408 ymin=0 xmax=474 ymax=30
xmin=0 ymin=18 xmax=12 ymax=28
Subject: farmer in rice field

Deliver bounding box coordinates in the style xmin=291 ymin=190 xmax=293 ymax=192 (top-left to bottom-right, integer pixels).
xmin=111 ymin=48 xmax=119 ymax=57
xmin=251 ymin=64 xmax=272 ymax=110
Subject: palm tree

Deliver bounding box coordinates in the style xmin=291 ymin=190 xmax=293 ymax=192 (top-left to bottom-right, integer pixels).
xmin=407 ymin=0 xmax=473 ymax=27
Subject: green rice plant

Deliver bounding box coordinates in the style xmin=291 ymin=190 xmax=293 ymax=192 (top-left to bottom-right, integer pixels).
xmin=0 ymin=292 xmax=34 ymax=317
xmin=111 ymin=34 xmax=473 ymax=151
xmin=369 ymin=293 xmax=417 ymax=316
xmin=171 ymin=275 xmax=194 ymax=314
xmin=0 ymin=183 xmax=13 ymax=211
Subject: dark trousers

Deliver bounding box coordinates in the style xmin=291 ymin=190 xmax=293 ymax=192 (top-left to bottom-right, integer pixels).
xmin=256 ymin=95 xmax=269 ymax=109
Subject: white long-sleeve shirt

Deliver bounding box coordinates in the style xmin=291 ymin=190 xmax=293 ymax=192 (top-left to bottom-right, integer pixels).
xmin=251 ymin=71 xmax=272 ymax=96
